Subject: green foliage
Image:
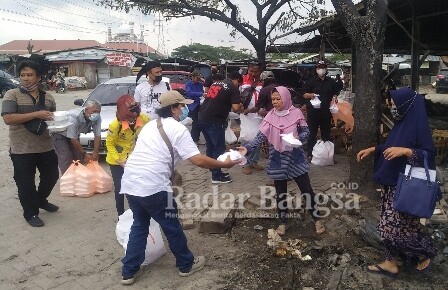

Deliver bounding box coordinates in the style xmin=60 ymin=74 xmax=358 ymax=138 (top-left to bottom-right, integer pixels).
xmin=96 ymin=0 xmax=323 ymax=64
xmin=327 ymin=53 xmax=351 ymax=62
xmin=171 ymin=43 xmax=251 ymax=62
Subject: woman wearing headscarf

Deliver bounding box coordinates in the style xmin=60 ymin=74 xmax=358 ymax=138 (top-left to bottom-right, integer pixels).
xmin=357 ymin=87 xmax=437 ymax=277
xmin=244 ymin=86 xmax=326 ymax=236
xmin=106 ymin=95 xmax=149 ymax=216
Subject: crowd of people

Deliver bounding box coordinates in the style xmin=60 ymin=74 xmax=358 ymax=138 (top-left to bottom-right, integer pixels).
xmin=1 ymin=58 xmax=437 ymax=284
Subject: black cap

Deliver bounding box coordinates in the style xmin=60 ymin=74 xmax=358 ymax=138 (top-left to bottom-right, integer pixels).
xmin=136 ymin=61 xmax=162 ymax=84
xmin=316 ymin=60 xmax=327 ymax=68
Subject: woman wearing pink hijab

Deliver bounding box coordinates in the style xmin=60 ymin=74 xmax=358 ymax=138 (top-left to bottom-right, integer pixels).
xmin=243 ymin=86 xmax=325 ymax=235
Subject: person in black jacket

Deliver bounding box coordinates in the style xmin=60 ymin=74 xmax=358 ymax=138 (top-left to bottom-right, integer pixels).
xmin=302 ymin=61 xmax=339 ymax=161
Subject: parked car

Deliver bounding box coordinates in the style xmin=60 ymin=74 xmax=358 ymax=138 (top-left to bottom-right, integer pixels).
xmin=435 ymin=68 xmax=448 ymax=93
xmin=163 ymin=71 xmax=190 ymax=90
xmin=73 ymin=75 xmax=169 ymax=154
xmin=0 ymin=70 xmax=20 ymax=98
xmin=326 ymin=67 xmax=344 ymax=80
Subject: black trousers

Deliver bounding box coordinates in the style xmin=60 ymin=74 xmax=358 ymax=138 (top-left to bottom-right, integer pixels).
xmin=188 ymin=105 xmax=201 ymax=142
xmin=10 ymin=150 xmax=59 ymax=220
xmin=274 ymin=173 xmax=320 ymax=224
xmin=109 ymin=164 xmax=128 ymax=216
xmin=307 ymin=113 xmax=332 ymax=157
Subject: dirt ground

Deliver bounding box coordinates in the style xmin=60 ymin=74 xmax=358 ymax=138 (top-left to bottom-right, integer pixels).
xmin=1 ymin=88 xmax=448 ymax=290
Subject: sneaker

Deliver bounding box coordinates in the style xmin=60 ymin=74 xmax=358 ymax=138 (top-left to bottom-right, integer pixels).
xmin=222 ymin=172 xmax=230 ymax=178
xmin=40 ymin=202 xmax=59 ymax=212
xmin=121 ymin=267 xmax=143 ymax=285
xmin=179 ymin=256 xmax=206 ymax=277
xmin=211 ymin=175 xmax=232 ymax=184
xmin=27 ymin=215 xmax=44 ymax=227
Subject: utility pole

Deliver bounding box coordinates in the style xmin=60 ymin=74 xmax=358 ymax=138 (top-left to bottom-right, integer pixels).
xmin=154 ymin=13 xmax=165 ymax=56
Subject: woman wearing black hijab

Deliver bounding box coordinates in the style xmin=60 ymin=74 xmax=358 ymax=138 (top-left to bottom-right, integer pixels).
xmin=357 ymin=87 xmax=437 ymax=277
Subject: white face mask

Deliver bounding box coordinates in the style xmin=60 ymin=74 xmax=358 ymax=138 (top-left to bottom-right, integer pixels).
xmin=317 ymin=68 xmax=327 ymax=76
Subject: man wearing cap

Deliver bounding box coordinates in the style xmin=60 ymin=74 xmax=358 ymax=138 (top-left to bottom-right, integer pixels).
xmin=303 ymin=61 xmax=339 ymax=161
xmin=134 ymin=61 xmax=171 ymax=120
xmin=185 ymin=70 xmax=205 ymax=144
xmin=119 ymin=90 xmax=246 ymax=284
xmin=198 ymin=71 xmax=244 ymax=183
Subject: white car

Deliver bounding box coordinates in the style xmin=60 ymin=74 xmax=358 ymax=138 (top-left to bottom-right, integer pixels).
xmin=74 ymin=75 xmax=170 ymax=154
xmin=326 ymin=67 xmax=344 ymax=80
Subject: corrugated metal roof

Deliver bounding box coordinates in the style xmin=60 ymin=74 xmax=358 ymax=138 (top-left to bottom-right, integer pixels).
xmin=101 ymin=42 xmax=161 ymax=55
xmin=45 ymin=48 xmax=114 ymax=62
xmin=0 ymin=40 xmax=101 ymax=55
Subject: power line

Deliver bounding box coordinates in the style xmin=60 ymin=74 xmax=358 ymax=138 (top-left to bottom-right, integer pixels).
xmin=0 ymin=8 xmax=104 ymax=33
xmin=16 ymin=0 xmax=117 ymax=22
xmin=1 ymin=17 xmax=104 ymax=35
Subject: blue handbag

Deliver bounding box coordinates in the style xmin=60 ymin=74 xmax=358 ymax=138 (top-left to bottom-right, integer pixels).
xmin=393 ymin=151 xmax=442 ymax=218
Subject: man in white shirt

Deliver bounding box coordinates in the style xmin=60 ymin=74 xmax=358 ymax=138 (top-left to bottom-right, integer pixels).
xmin=134 ymin=61 xmax=171 ymax=120
xmin=119 ymin=90 xmax=246 ymax=285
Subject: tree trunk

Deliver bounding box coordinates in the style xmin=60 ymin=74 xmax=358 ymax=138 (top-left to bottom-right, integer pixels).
xmin=331 ymin=0 xmax=388 ymax=191
xmin=254 ymin=43 xmax=266 ymax=68
xmin=350 ymin=46 xmax=384 ymax=189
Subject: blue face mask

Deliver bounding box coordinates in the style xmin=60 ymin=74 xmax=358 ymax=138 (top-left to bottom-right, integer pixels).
xmin=179 ymin=106 xmax=189 ymax=121
xmin=89 ymin=113 xmax=100 ymax=122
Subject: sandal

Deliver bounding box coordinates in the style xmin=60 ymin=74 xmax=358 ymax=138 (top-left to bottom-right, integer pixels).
xmin=366 ymin=264 xmax=398 ymax=278
xmin=416 ymin=257 xmax=431 ymax=272
xmin=276 ymin=224 xmax=287 ymax=236
xmin=315 ymin=220 xmax=326 ymax=234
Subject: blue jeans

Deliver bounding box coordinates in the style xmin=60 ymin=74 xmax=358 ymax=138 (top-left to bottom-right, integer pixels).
xmin=122 ymin=192 xmax=194 ymax=278
xmin=244 ymin=145 xmax=261 ymax=167
xmin=198 ymin=121 xmax=226 ymax=180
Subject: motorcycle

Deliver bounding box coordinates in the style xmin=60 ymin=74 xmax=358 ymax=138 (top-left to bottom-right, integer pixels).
xmin=55 ymin=76 xmax=66 ymax=93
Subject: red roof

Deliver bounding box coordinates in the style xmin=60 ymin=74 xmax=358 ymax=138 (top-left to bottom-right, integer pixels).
xmin=0 ymin=40 xmax=101 ymax=55
xmin=101 ymin=42 xmax=161 ymax=55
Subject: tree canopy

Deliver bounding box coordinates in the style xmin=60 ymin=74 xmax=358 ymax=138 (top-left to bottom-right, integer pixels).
xmin=97 ymin=0 xmax=326 ymax=64
xmin=171 ymin=43 xmax=251 ymax=62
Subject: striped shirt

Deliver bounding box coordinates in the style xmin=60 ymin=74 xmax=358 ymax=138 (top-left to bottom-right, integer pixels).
xmin=1 ymin=88 xmax=56 ymax=154
xmin=244 ymin=125 xmax=310 ymax=180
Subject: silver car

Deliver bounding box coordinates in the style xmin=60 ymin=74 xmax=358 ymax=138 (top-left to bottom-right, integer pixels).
xmin=74 ymin=76 xmax=170 ymax=154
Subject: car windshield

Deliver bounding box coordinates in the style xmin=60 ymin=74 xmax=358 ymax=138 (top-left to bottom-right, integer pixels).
xmin=163 ymin=74 xmax=189 ymax=84
xmin=86 ymin=83 xmax=136 ymax=106
xmin=0 ymin=70 xmax=14 ymax=78
xmin=327 ymin=69 xmax=341 ymax=76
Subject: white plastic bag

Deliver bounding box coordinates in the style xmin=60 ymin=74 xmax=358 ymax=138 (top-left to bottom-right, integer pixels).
xmin=217 ymin=149 xmax=247 ymax=166
xmin=239 ymin=114 xmax=262 ymax=143
xmin=310 ymin=95 xmax=321 ymax=108
xmin=116 ymin=209 xmax=167 ymax=265
xmin=225 ymin=120 xmax=237 ymax=144
xmin=311 ymin=140 xmax=334 ymax=166
xmin=329 ymin=102 xmax=339 ymax=114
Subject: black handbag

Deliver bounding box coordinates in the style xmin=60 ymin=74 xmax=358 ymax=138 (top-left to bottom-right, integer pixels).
xmin=23 ymin=90 xmax=48 ymax=135
xmin=393 ymin=151 xmax=442 ymax=218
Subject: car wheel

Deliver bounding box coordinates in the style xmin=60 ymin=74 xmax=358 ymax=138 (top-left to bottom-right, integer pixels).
xmin=436 ymin=87 xmax=441 ymax=94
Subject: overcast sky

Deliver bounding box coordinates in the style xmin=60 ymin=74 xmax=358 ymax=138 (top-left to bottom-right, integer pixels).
xmin=0 ymin=0 xmax=337 ymax=56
